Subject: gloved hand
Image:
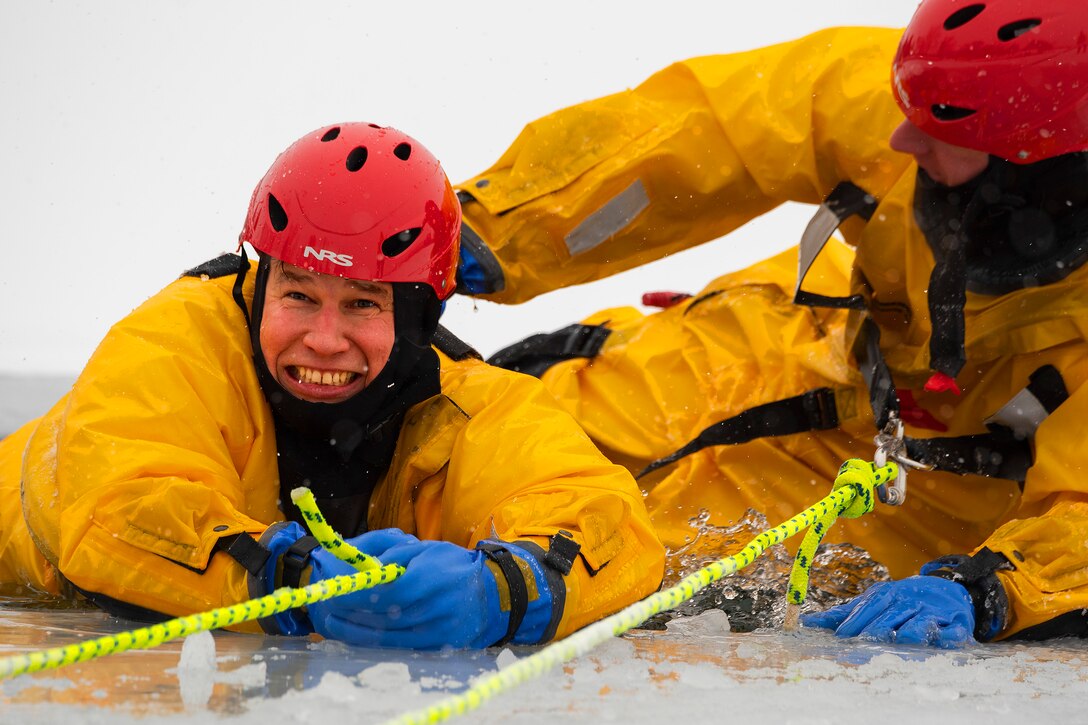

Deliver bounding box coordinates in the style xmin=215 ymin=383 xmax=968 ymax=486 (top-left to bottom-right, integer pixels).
xmin=919 ymin=551 xmax=1011 ymax=641
xmin=800 ymin=575 xmax=976 ymax=649
xmin=307 ymin=528 xmax=556 ymax=650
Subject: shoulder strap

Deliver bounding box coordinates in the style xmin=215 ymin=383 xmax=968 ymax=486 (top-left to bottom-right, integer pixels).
xmin=182 ymin=252 xmax=244 ymax=279
xmin=637 ymin=388 xmax=839 ymax=478
xmin=432 ymin=324 xmax=481 ymax=361
xmin=905 ymin=364 xmax=1070 ymax=486
xmin=487 ymin=323 xmax=611 ymax=378
xmin=794 ymin=181 xmax=877 ymax=310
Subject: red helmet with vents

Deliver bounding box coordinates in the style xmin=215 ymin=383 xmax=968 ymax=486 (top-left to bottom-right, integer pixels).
xmin=240 ymin=123 xmax=461 ymax=299
xmin=892 ymin=0 xmax=1088 ymax=163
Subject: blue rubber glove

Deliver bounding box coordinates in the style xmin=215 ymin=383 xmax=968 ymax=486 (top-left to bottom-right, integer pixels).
xmin=307 ymin=528 xmax=556 ymax=650
xmin=800 ymin=576 xmax=976 ymax=649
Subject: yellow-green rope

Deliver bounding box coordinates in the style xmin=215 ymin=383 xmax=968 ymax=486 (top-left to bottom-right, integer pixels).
xmin=0 ymin=486 xmax=402 ymax=681
xmin=782 ymin=458 xmax=896 ymax=630
xmin=0 ymin=458 xmax=895 ymax=725
xmin=290 ymin=486 xmax=388 ymax=573
xmin=0 ymin=564 xmax=400 ymax=681
xmin=386 ymin=458 xmax=897 ymax=725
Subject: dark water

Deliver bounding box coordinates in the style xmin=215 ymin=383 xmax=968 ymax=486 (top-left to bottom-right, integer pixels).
xmin=642 ymin=508 xmax=891 ymax=632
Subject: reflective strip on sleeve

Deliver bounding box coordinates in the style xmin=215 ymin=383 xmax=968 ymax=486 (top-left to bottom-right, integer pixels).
xmin=564 ymin=179 xmax=650 ymax=256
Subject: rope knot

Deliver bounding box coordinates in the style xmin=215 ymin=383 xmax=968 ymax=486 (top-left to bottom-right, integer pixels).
xmin=832 ymin=458 xmax=892 ymax=519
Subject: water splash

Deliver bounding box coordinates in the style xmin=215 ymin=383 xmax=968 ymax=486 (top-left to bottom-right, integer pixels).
xmin=643 ymin=508 xmax=890 ymax=632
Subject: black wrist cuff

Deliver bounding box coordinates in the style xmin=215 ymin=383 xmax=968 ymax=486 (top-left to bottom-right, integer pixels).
xmin=477 ymin=543 xmax=529 ymax=647
xmin=925 ymin=547 xmax=1012 ymax=641
xmin=281 ymin=536 xmax=320 ymax=590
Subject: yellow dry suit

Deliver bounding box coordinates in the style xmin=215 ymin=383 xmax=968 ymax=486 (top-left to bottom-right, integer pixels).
xmin=0 ymin=258 xmax=665 ymax=639
xmin=456 ymin=27 xmax=1088 ymax=640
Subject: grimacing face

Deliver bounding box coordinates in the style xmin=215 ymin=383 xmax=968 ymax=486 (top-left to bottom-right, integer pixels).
xmin=259 ymin=261 xmax=395 ymax=404
xmin=889 ymin=118 xmax=990 ymax=188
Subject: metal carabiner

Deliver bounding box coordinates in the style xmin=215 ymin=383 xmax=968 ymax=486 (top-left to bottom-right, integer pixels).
xmin=873 ymin=415 xmax=935 ymax=505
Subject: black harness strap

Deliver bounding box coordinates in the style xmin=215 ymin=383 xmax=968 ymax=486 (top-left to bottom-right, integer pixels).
xmin=432 ymin=324 xmax=482 ymax=361
xmin=487 ymin=323 xmax=611 ymax=378
xmin=984 ymin=364 xmax=1068 ymax=438
xmin=905 ymin=364 xmax=1069 ymax=486
xmin=182 ymin=252 xmax=246 ymax=280
xmin=180 ymin=251 xmax=252 ymax=328
xmin=1025 ymin=364 xmax=1070 ymax=411
xmin=906 ymin=430 xmax=1033 ymax=484
xmin=637 ymin=387 xmax=839 ymax=478
xmin=793 ymin=181 xmax=877 ymax=310
xmin=638 ymin=357 xmax=1067 ymax=485
xmin=854 ymin=318 xmax=900 ymax=431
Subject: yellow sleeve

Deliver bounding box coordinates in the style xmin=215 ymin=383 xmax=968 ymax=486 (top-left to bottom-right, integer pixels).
xmin=988 ymin=500 xmax=1088 ymax=638
xmin=458 ymin=26 xmax=910 ymax=304
xmin=20 ymin=275 xmax=280 ymax=628
xmin=436 ymin=359 xmax=666 ymax=638
xmin=979 ymin=369 xmax=1088 ymax=638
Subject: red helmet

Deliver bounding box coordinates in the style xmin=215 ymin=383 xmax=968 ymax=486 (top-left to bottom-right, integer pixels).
xmin=892 ymin=0 xmax=1088 ymax=163
xmin=241 ymin=123 xmax=461 ymax=299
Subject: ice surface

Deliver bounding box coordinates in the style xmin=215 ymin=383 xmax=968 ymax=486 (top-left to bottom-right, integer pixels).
xmin=2 ymin=605 xmax=1087 ymax=725
xmin=174 ymin=630 xmax=217 ymax=708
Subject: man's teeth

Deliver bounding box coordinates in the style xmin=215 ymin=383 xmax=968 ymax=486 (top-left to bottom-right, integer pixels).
xmin=293 ymin=367 xmax=357 ymax=386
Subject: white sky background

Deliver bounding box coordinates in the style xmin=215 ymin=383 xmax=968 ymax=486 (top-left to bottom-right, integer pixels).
xmin=1 ymin=0 xmax=921 ymax=375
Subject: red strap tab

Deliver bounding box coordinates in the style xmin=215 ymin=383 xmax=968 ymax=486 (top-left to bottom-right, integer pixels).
xmin=924 ymin=371 xmax=962 ymax=395
xmin=641 ymin=291 xmax=692 ymax=308
xmin=897 ymin=389 xmax=949 ymax=432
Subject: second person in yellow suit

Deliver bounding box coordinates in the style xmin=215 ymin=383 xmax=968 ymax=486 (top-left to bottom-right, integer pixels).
xmin=0 ymin=122 xmax=665 ymax=649
xmin=455 ymin=0 xmax=1088 ymax=645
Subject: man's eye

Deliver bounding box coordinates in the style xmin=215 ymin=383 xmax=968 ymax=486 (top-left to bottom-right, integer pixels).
xmin=352 ymin=299 xmax=379 ymax=309
xmin=286 ymin=291 xmax=311 ymax=302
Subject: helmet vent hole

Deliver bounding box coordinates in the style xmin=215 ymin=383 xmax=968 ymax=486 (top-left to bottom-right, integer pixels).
xmin=320 ymin=127 xmax=341 ymax=142
xmin=944 ymin=4 xmax=985 ymax=30
xmin=394 ymin=143 xmax=412 ymax=161
xmin=997 ymin=19 xmax=1041 ymax=41
xmin=931 ymin=104 xmax=977 ymax=122
xmin=381 ymin=228 xmax=422 ymax=257
xmin=346 ymin=146 xmax=369 ymax=172
xmin=267 ymin=194 xmax=289 ymax=232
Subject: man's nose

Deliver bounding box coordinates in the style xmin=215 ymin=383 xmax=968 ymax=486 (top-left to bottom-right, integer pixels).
xmin=888 ymin=118 xmax=929 ymax=156
xmin=303 ymin=307 xmax=351 ymax=355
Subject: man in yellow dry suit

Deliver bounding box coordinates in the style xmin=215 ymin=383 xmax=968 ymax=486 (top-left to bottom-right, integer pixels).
xmin=0 ymin=122 xmax=665 ymax=649
xmin=454 ymin=0 xmax=1088 ymax=647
